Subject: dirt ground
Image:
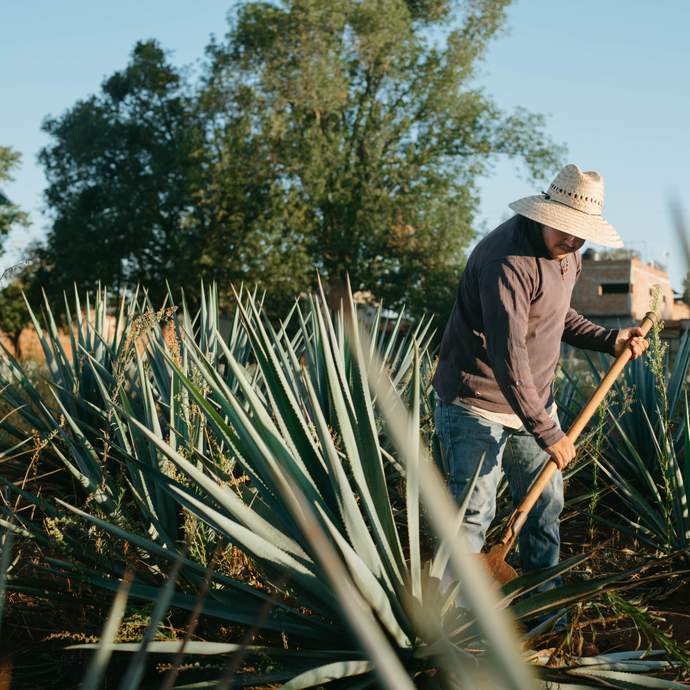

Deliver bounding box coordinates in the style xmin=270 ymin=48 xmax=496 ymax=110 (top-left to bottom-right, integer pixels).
xmin=554 ymin=512 xmax=690 ymax=664
xmin=3 ymin=546 xmax=689 ymax=689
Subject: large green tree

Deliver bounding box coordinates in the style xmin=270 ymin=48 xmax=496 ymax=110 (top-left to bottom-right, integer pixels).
xmin=200 ymin=0 xmax=565 ymax=316
xmin=37 ymin=40 xmax=309 ymax=312
xmin=37 ymin=41 xmax=206 ymax=305
xmin=0 ymin=146 xmax=31 ymax=250
xmin=0 ymin=148 xmax=32 ymax=356
xmin=37 ymin=0 xmax=564 ymax=319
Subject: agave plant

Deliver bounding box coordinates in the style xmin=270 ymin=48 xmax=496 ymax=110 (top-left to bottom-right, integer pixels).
xmin=0 ymin=281 xmax=687 ymax=689
xmin=555 ymin=311 xmax=690 ymax=558
xmin=586 ymin=328 xmax=690 ymax=480
xmin=582 ymin=380 xmax=690 ymax=558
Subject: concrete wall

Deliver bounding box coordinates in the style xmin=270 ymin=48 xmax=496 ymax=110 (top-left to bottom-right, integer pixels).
xmin=571 ymin=259 xmax=632 ymax=318
xmin=572 ymin=257 xmax=690 ymax=322
xmin=567 ymin=255 xmax=690 ymax=361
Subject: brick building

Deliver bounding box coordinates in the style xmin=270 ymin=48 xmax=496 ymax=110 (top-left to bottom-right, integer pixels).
xmin=569 ymin=250 xmax=690 ymax=357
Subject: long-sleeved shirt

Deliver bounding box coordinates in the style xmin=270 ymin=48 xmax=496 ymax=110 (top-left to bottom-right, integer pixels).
xmin=432 ymin=214 xmax=618 ymax=450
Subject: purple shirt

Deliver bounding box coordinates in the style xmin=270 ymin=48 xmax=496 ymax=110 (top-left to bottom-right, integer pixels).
xmin=432 ymin=215 xmax=618 ymax=449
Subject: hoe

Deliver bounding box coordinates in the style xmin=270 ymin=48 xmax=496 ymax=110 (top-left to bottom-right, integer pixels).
xmin=484 ymin=311 xmax=658 ymax=586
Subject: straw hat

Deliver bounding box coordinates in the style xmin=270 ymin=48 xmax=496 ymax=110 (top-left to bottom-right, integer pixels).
xmin=508 ymin=164 xmax=623 ymax=248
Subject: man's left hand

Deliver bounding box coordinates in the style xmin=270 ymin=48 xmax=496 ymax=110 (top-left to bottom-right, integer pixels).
xmin=613 ymin=327 xmax=650 ymax=360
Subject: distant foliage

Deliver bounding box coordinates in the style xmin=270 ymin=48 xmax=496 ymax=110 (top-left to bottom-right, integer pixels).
xmin=35 ymin=0 xmax=565 ymax=320
xmin=36 ymin=43 xmax=202 ymax=305
xmin=0 ymin=146 xmax=30 ymax=246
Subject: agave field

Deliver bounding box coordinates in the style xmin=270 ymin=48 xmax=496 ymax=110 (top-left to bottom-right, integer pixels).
xmin=0 ymin=279 xmax=689 ymax=689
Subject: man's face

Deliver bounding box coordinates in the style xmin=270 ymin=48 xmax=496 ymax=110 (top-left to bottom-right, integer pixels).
xmin=542 ymin=226 xmax=586 ymax=260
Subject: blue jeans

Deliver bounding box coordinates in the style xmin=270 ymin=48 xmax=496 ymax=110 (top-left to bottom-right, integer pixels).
xmin=435 ymin=402 xmax=564 ymax=611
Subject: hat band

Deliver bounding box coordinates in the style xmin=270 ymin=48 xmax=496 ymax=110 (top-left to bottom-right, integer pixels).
xmin=541 ymin=191 xmax=600 ymax=217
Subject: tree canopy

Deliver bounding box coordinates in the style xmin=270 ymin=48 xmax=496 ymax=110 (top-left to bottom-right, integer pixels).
xmin=0 ymin=148 xmax=32 ymax=357
xmin=35 ymin=0 xmax=565 ymax=320
xmin=0 ymin=146 xmax=31 ymax=252
xmin=36 ymin=42 xmax=202 ymax=301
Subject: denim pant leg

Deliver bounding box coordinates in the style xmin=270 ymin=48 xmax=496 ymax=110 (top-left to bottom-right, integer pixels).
xmin=434 ymin=403 xmax=509 ymax=553
xmin=501 ymin=425 xmax=564 ymax=595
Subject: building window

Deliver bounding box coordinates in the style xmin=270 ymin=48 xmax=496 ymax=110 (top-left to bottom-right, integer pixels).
xmin=648 ymin=287 xmax=667 ymax=301
xmin=599 ymin=283 xmax=632 ymax=295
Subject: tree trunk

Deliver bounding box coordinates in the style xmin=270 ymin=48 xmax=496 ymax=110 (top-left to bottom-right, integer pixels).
xmin=325 ymin=278 xmax=348 ymax=314
xmin=11 ymin=330 xmax=22 ymax=360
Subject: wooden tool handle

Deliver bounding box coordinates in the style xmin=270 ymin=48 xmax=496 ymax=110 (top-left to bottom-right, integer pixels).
xmin=498 ymin=311 xmax=657 ymax=545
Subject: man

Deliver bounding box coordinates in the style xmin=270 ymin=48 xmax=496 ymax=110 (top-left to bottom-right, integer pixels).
xmin=433 ymin=164 xmax=648 ymax=614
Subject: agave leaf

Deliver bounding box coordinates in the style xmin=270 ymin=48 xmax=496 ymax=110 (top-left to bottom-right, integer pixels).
xmin=125 ymin=441 xmax=311 ymax=563
xmin=510 ymin=558 xmax=690 ymax=624
xmin=174 ymin=672 xmax=299 ymax=689
xmin=68 ymin=640 xmax=363 ymax=661
xmin=280 ymin=660 xmax=375 ymax=690
xmin=0 ymin=524 xmax=14 ymax=633
xmin=27 ymin=289 xmax=75 ymax=399
xmin=666 ymin=439 xmax=689 ymax=548
xmin=296 ymin=301 xmax=327 ymax=416
xmin=344 ymin=282 xmax=407 ymax=579
xmin=79 ymin=571 xmax=134 ymax=690
xmin=0 ymin=340 xmax=59 ymax=431
xmin=314 ymin=502 xmax=410 ymax=645
xmin=90 ymin=573 xmax=344 ymax=641
xmin=496 ymin=547 xmax=606 ymax=610
xmin=157 ymin=577 xmax=321 ymax=647
xmin=580 ymin=651 xmax=667 ymax=663
xmin=74 ymin=352 xmax=178 ymax=545
xmin=43 ymin=556 xmax=109 ymax=580
xmin=300 ymin=361 xmax=392 ymax=581
xmin=380 ymin=309 xmax=405 ymax=373
xmin=62 ymin=292 xmax=80 ymax=378
xmin=161 ymin=484 xmax=341 ymax=619
xmin=0 ymin=518 xmax=47 ymax=544
xmin=430 ymin=452 xmax=485 ymax=583
xmin=51 ymin=498 xmax=330 ymax=628
xmin=569 ymin=505 xmax=662 ymax=552
xmin=596 ymin=427 xmax=667 ymax=532
xmin=198 ymin=334 xmax=333 ymax=512
xmin=232 ymin=288 xmax=334 ymax=490
xmin=684 ymin=395 xmax=690 ymax=537
xmin=143 ymin=340 xmax=292 ymax=513
xmin=595 ymin=457 xmax=670 ymax=546
xmin=116 ymin=551 xmax=185 ymax=690
xmin=312 ymin=283 xmax=406 ymax=587
xmin=576 ymin=660 xmax=673 ymax=671
xmin=667 ymin=327 xmax=690 ymax=422
xmin=276 ymin=471 xmax=417 ymax=690
xmin=566 ymin=667 xmax=684 ymax=688
xmin=44 ymin=393 xmax=120 ymax=514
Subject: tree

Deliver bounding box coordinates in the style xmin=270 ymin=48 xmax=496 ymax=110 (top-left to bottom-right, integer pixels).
xmin=37 ymin=40 xmax=310 ymax=314
xmin=0 ymin=148 xmax=32 ymax=355
xmin=0 ymin=281 xmax=30 ymax=359
xmin=37 ymin=41 xmax=204 ymax=307
xmin=37 ymin=1 xmax=565 ymax=320
xmin=0 ymin=146 xmax=31 ymax=251
xmin=201 ymin=0 xmax=565 ymax=316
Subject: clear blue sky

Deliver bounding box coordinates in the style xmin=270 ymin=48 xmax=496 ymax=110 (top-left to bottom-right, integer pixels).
xmin=2 ymin=0 xmax=689 ymax=290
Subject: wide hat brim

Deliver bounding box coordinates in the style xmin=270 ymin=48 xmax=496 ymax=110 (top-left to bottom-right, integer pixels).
xmin=508 ymin=196 xmax=623 ymax=249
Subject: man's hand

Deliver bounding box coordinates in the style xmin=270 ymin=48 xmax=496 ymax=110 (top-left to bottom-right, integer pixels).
xmin=613 ymin=327 xmax=650 ymax=359
xmin=545 ymin=436 xmax=576 ymax=470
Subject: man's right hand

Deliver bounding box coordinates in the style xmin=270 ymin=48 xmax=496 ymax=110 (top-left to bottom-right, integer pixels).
xmin=545 ymin=436 xmax=576 ymax=470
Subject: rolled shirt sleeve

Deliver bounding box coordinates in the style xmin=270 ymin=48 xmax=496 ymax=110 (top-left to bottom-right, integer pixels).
xmin=562 ymin=308 xmax=619 ymax=353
